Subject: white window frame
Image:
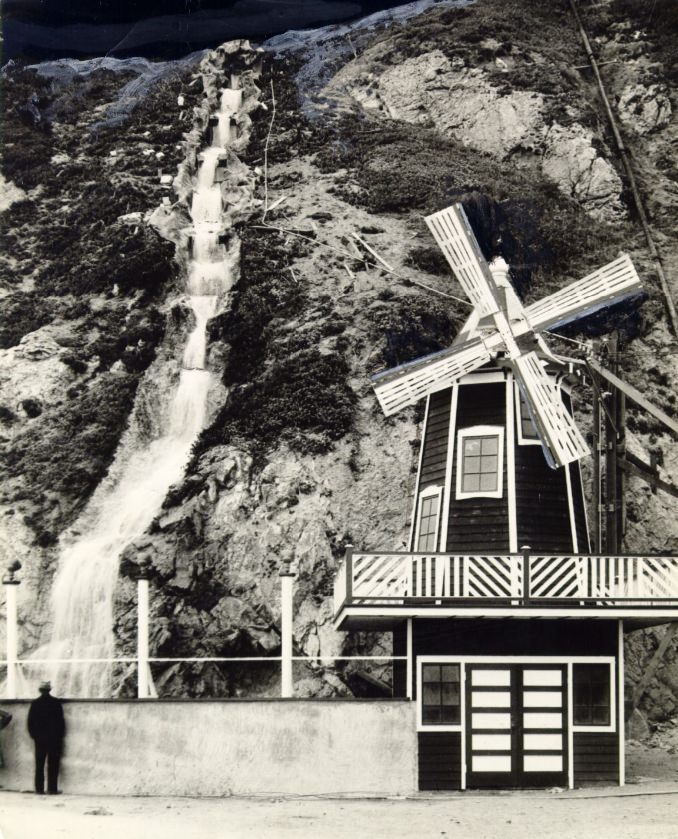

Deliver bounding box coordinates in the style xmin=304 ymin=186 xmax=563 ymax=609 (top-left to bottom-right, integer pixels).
xmin=571 ymin=660 xmax=616 ymax=732
xmin=455 ymin=425 xmax=504 ymax=500
xmin=514 ymin=383 xmax=541 ymax=446
xmin=414 ymin=485 xmax=443 ymax=552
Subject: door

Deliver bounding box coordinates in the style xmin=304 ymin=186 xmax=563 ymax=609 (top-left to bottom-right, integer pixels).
xmin=466 ymin=663 xmax=568 ymax=788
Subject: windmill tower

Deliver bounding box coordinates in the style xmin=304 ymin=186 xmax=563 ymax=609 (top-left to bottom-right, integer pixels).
xmin=371 ymin=204 xmax=640 ymax=559
xmin=332 ymin=204 xmax=678 ymax=792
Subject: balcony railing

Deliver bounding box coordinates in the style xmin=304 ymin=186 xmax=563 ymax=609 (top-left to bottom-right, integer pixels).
xmin=333 ymin=549 xmax=678 ymax=613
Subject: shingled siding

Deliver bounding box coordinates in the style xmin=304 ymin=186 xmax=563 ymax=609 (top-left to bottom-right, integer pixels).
xmin=446 ymin=382 xmax=509 ymax=553
xmin=515 ymin=444 xmax=573 ymax=553
xmin=573 ymin=732 xmax=619 ymax=784
xmin=418 ymin=388 xmax=452 ymax=492
xmin=418 ymin=732 xmax=462 ymax=791
xmin=413 ymin=618 xmax=618 ymax=658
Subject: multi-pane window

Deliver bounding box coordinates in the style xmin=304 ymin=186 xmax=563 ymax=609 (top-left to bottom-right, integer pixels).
xmin=422 ymin=664 xmax=461 ymax=725
xmin=456 ymin=427 xmax=503 ymax=499
xmin=516 ymin=387 xmax=539 ymax=442
xmin=417 ymin=490 xmax=441 ymax=552
xmin=573 ymin=664 xmax=611 ymax=726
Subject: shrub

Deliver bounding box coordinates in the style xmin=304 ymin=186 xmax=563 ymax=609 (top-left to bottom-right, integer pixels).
xmin=0 ymin=291 xmax=56 ymax=348
xmin=208 ymin=226 xmax=309 ymax=386
xmin=196 ymin=350 xmax=356 ymax=462
xmin=3 ymin=372 xmax=140 ymax=522
xmin=61 ymin=353 xmax=88 ymax=374
xmin=367 ymin=296 xmax=459 ymax=370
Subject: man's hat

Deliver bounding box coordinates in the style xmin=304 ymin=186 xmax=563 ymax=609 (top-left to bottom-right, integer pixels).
xmin=39 ymin=680 xmax=51 ymax=691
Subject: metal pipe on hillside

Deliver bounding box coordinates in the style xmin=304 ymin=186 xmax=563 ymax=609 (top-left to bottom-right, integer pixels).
xmin=568 ymin=0 xmax=678 ymax=338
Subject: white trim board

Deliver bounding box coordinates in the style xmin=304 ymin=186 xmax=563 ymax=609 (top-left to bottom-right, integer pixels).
xmin=408 ymin=395 xmax=430 ymax=551
xmin=505 ymin=376 xmax=518 ymax=553
xmin=440 ymin=384 xmax=458 ymax=552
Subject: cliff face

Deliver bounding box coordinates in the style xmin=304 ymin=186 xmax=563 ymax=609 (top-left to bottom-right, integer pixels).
xmin=1 ymin=0 xmax=677 ymax=718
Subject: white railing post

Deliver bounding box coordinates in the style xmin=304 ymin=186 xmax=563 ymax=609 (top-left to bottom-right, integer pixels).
xmin=280 ymin=554 xmax=295 ymax=699
xmin=3 ymin=561 xmax=21 ymax=699
xmin=137 ymin=558 xmax=151 ymax=699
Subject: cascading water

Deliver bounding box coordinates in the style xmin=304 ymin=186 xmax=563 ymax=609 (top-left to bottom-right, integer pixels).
xmin=31 ymin=79 xmax=245 ymax=698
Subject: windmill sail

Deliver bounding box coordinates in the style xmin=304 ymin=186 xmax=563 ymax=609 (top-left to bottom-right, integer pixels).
xmin=513 ymin=352 xmax=589 ymax=468
xmin=526 ymin=254 xmax=642 ymax=332
xmin=370 ymin=201 xmax=641 ymax=471
xmin=371 ymin=337 xmax=496 ymax=416
xmin=425 ymin=206 xmax=499 ymax=318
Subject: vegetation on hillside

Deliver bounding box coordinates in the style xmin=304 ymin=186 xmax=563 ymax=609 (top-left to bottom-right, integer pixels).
xmin=0 ymin=59 xmax=201 ymax=536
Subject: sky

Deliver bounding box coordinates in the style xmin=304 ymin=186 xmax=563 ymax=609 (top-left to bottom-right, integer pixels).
xmin=2 ymin=0 xmax=405 ymax=60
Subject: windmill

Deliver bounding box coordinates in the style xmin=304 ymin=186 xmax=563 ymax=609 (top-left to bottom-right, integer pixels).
xmin=371 ymin=203 xmax=644 ymax=470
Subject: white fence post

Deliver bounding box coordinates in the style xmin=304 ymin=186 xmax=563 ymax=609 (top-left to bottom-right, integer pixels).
xmin=137 ymin=559 xmax=151 ymax=699
xmin=3 ymin=561 xmax=21 ymax=699
xmin=280 ymin=555 xmax=295 ymax=699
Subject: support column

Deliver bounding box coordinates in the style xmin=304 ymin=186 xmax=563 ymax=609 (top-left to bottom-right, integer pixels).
xmin=605 ymin=334 xmax=619 ymax=554
xmin=280 ymin=555 xmax=295 ymax=699
xmin=618 ymin=619 xmax=625 ymax=786
xmin=137 ymin=559 xmax=150 ymax=700
xmin=592 ymin=375 xmax=602 ymax=553
xmin=521 ymin=545 xmax=531 ymax=604
xmin=406 ymin=618 xmax=413 ymax=700
xmin=2 ymin=561 xmax=21 ymax=700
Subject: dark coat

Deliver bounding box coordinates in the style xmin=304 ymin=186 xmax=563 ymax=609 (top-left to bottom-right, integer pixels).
xmin=27 ymin=693 xmax=65 ymax=746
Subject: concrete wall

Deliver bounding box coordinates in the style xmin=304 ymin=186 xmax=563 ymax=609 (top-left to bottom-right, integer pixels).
xmin=0 ymin=699 xmax=416 ymax=796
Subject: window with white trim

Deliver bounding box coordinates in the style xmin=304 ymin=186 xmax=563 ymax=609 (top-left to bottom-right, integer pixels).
xmin=456 ymin=426 xmax=504 ymax=499
xmin=514 ymin=384 xmax=540 ymax=444
xmin=573 ymin=663 xmax=611 ymax=726
xmin=415 ymin=486 xmax=442 ymax=552
xmin=421 ymin=663 xmax=461 ymax=725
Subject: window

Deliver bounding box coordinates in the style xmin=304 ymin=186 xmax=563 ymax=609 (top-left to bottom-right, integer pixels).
xmin=456 ymin=426 xmax=504 ymax=499
xmin=573 ymin=664 xmax=611 ymax=726
xmin=422 ymin=664 xmax=461 ymax=725
xmin=515 ymin=385 xmax=540 ymax=444
xmin=416 ymin=487 xmax=441 ymax=552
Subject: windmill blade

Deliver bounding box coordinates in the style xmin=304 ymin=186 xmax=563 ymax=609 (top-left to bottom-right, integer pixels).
xmin=525 ymin=254 xmax=642 ymax=332
xmin=513 ymin=352 xmax=589 ymax=468
xmin=372 ymin=336 xmax=498 ymax=416
xmin=425 ymin=205 xmax=500 ymax=318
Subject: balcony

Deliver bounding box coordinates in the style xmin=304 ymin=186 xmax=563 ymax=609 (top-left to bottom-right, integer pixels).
xmin=333 ymin=549 xmax=678 ymax=630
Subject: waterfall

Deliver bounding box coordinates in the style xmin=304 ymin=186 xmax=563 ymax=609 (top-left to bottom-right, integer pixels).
xmin=30 ymin=77 xmax=244 ymax=698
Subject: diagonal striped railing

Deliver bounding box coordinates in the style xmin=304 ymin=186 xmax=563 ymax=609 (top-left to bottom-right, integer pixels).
xmin=333 ymin=550 xmax=678 ymax=612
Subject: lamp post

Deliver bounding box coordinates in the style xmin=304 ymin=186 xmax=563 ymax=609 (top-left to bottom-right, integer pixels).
xmin=3 ymin=560 xmax=21 ymax=699
xmin=137 ymin=557 xmax=151 ymax=699
xmin=279 ymin=552 xmax=295 ymax=699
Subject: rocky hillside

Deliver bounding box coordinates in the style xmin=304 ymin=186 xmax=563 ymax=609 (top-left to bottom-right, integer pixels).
xmin=1 ymin=0 xmax=677 ymax=719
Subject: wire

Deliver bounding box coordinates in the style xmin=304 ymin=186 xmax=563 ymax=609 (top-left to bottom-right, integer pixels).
xmin=262 ymin=80 xmax=277 ymax=219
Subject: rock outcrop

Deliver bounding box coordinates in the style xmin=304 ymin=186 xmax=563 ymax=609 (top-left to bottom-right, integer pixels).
xmin=323 ymin=41 xmax=626 ymax=222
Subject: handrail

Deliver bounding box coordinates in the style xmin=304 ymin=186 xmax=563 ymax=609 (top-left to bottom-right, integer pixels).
xmin=336 ymin=552 xmax=678 ymax=608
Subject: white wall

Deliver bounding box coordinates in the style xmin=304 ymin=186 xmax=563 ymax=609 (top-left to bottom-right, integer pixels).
xmin=0 ymin=699 xmax=416 ymax=796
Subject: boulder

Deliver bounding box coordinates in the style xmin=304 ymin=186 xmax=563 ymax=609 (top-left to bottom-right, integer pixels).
xmin=541 ymin=123 xmax=626 ymax=222
xmin=617 ymin=83 xmax=672 ymax=135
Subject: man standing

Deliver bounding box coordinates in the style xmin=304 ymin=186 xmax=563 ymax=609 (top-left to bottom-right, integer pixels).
xmin=27 ymin=681 xmax=65 ymax=795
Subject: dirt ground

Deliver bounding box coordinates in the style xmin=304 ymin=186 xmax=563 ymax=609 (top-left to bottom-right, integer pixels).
xmin=1 ymin=783 xmax=678 ymax=839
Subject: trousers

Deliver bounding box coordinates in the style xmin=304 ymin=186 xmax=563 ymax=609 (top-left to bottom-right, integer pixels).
xmin=34 ymin=741 xmax=61 ymax=794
